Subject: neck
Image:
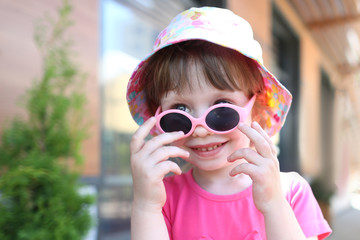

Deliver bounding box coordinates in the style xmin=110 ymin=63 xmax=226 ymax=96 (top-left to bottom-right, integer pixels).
xmin=192 ymin=164 xmax=252 ymax=195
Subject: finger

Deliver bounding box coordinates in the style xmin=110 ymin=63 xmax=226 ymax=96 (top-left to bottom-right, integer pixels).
xmin=131 ymin=117 xmax=157 ymax=153
xmin=227 ymin=148 xmax=263 ymax=165
xmin=230 ymin=162 xmax=259 ymax=180
xmin=140 ymin=131 xmax=185 ymax=156
xmin=251 ymin=121 xmax=277 ymax=156
xmin=149 ymin=146 xmax=189 ymax=165
xmin=237 ymin=122 xmax=273 ymax=158
xmin=154 ymin=160 xmax=182 ymax=178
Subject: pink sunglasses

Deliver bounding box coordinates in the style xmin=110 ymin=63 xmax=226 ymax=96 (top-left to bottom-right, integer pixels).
xmin=155 ymin=95 xmax=256 ymax=138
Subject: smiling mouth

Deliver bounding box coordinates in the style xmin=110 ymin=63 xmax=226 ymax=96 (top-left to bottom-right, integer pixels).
xmin=192 ymin=142 xmax=226 ymax=152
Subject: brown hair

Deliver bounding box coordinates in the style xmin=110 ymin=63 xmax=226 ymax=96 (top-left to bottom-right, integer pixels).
xmin=141 ymin=40 xmax=267 ymax=125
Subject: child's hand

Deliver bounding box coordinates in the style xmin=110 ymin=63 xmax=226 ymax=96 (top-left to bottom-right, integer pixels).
xmin=130 ymin=117 xmax=189 ymax=212
xmin=227 ymin=121 xmax=284 ymax=215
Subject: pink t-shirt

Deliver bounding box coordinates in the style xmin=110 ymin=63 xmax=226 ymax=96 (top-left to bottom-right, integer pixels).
xmin=163 ymin=169 xmax=332 ymax=240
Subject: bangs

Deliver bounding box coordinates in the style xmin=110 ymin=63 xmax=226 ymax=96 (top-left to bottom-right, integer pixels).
xmin=143 ymin=40 xmax=264 ymax=113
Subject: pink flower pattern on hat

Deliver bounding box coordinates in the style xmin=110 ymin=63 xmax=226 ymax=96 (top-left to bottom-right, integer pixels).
xmin=126 ymin=7 xmax=292 ymax=137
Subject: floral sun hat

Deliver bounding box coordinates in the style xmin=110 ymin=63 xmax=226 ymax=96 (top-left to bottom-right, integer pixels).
xmin=126 ymin=6 xmax=292 ymax=137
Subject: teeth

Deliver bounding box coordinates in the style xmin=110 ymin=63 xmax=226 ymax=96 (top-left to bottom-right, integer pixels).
xmin=195 ymin=143 xmax=223 ymax=152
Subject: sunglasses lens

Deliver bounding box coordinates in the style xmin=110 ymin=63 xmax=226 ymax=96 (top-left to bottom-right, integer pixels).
xmin=159 ymin=113 xmax=192 ymax=134
xmin=206 ymin=107 xmax=239 ymax=131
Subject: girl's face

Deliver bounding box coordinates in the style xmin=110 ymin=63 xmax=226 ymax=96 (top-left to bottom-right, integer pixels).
xmin=160 ymin=77 xmax=252 ymax=173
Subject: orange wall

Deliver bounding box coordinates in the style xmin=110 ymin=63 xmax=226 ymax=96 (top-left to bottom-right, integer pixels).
xmin=273 ymin=0 xmax=324 ymax=176
xmin=227 ymin=0 xmax=360 ymax=211
xmin=0 ymin=0 xmax=100 ymax=176
xmin=228 ymin=0 xmax=272 ymax=66
xmin=228 ymin=0 xmax=328 ymax=176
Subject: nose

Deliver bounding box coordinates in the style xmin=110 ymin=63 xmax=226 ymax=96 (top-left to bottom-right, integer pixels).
xmin=191 ymin=124 xmax=213 ymax=138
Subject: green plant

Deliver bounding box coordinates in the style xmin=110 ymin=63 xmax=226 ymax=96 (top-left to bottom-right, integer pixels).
xmin=310 ymin=177 xmax=336 ymax=204
xmin=0 ymin=1 xmax=94 ymax=239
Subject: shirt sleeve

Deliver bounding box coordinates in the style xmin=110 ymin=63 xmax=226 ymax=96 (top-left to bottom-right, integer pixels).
xmin=287 ymin=173 xmax=332 ymax=239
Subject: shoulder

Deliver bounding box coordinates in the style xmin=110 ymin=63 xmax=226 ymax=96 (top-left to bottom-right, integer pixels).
xmin=163 ymin=171 xmax=194 ymax=213
xmin=280 ymin=171 xmax=309 ymax=187
xmin=280 ymin=173 xmax=332 ymax=238
xmin=280 ymin=172 xmax=313 ymax=198
xmin=280 ymin=172 xmax=318 ymax=207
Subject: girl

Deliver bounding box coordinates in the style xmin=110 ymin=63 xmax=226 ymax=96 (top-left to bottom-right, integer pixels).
xmin=127 ymin=7 xmax=332 ymax=240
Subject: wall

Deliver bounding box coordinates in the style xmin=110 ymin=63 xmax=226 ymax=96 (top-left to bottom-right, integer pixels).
xmin=227 ymin=0 xmax=272 ymax=66
xmin=0 ymin=0 xmax=100 ymax=177
xmin=273 ymin=0 xmax=357 ymax=199
xmin=274 ymin=0 xmax=325 ymax=176
xmin=227 ymin=0 xmax=341 ymax=177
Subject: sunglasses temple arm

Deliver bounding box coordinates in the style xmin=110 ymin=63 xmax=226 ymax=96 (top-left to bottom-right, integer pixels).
xmin=154 ymin=106 xmax=161 ymax=117
xmin=245 ymin=95 xmax=257 ymax=110
xmin=241 ymin=95 xmax=256 ymax=120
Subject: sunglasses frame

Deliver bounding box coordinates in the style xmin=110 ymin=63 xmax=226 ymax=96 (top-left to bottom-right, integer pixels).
xmin=155 ymin=95 xmax=256 ymax=138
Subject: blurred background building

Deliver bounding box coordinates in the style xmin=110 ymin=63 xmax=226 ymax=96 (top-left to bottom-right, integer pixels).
xmin=0 ymin=0 xmax=359 ymax=239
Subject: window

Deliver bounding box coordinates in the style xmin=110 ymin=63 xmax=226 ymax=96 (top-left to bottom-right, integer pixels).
xmin=272 ymin=5 xmax=300 ymax=172
xmin=99 ymin=0 xmax=193 ymax=238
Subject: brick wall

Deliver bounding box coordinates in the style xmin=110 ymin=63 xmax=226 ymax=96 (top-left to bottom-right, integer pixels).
xmin=0 ymin=0 xmax=100 ymax=176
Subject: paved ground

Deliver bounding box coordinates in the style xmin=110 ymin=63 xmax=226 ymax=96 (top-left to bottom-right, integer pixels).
xmin=103 ymin=231 xmax=130 ymax=240
xmin=327 ymin=206 xmax=360 ymax=240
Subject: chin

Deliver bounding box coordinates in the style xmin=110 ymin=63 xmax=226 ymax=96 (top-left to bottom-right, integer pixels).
xmin=190 ymin=158 xmax=232 ymax=172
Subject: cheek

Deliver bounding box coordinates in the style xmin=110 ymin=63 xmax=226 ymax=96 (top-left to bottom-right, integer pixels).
xmin=229 ymin=129 xmax=251 ymax=148
xmin=171 ymin=139 xmax=186 ymax=148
